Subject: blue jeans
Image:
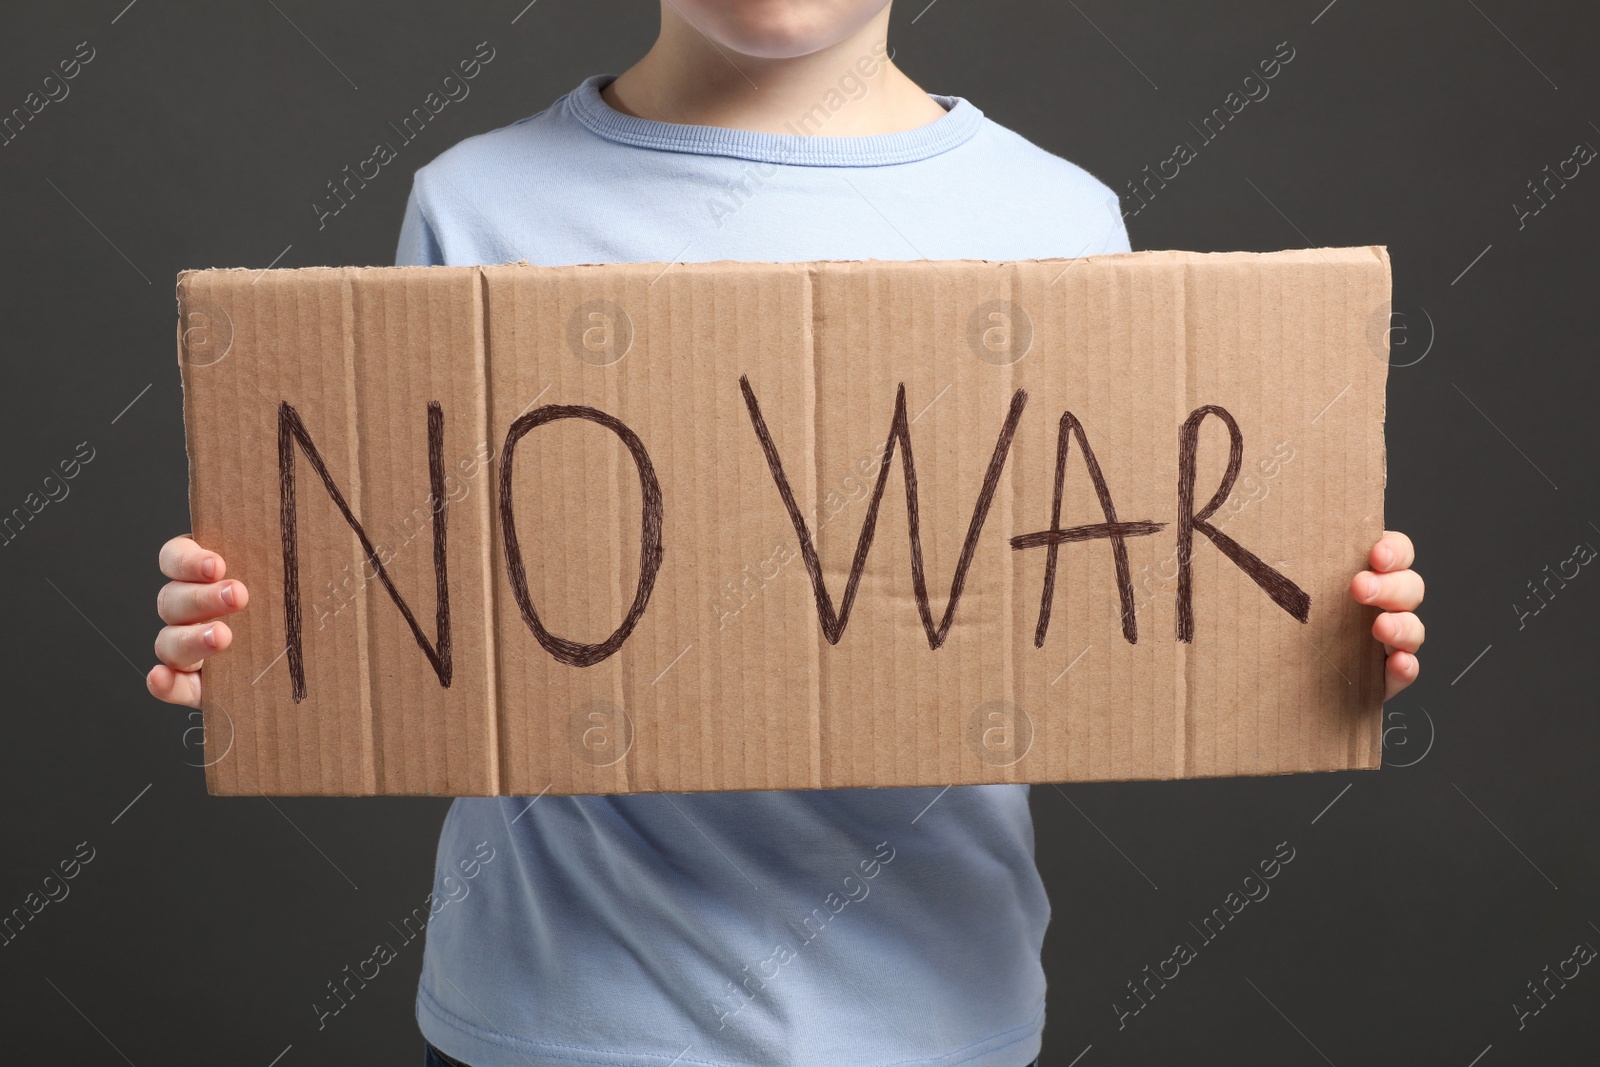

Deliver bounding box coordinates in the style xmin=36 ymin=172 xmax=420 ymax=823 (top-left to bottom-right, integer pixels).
xmin=426 ymin=1044 xmax=1037 ymax=1067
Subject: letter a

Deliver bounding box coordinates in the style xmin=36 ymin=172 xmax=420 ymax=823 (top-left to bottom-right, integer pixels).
xmin=1011 ymin=411 xmax=1165 ymax=645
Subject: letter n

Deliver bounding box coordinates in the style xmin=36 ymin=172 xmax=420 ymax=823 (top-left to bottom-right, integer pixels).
xmin=279 ymin=401 xmax=452 ymax=701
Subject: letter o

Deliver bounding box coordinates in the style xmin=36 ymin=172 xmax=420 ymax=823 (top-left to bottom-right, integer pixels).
xmin=498 ymin=405 xmax=664 ymax=667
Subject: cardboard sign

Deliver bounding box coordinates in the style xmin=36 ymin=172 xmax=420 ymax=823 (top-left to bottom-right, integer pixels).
xmin=176 ymin=248 xmax=1390 ymax=797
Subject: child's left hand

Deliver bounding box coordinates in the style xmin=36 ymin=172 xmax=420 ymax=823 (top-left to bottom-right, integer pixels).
xmin=1350 ymin=530 xmax=1425 ymax=700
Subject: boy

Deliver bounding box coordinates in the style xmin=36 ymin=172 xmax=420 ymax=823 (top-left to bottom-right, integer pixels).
xmin=148 ymin=3 xmax=1426 ymax=1064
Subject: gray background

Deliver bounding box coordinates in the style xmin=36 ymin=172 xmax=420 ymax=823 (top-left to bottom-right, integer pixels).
xmin=2 ymin=1 xmax=1594 ymax=1064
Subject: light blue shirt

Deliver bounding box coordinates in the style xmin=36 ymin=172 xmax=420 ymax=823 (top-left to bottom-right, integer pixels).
xmin=397 ymin=73 xmax=1129 ymax=1067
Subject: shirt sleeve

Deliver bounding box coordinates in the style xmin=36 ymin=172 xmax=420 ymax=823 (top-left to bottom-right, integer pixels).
xmin=1103 ymin=192 xmax=1133 ymax=254
xmin=395 ymin=179 xmax=445 ymax=267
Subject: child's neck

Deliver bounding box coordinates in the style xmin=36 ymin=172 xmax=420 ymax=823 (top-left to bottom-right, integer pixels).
xmin=602 ymin=8 xmax=948 ymax=136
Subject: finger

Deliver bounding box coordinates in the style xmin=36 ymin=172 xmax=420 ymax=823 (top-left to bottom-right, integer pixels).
xmin=146 ymin=664 xmax=202 ymax=707
xmin=1351 ymin=569 xmax=1424 ymax=612
xmin=159 ymin=536 xmax=225 ymax=583
xmin=156 ymin=579 xmax=248 ymax=625
xmin=154 ymin=621 xmax=231 ymax=671
xmin=1372 ymin=611 xmax=1425 ymax=653
xmin=1370 ymin=531 xmax=1415 ymax=573
xmin=1385 ymin=650 xmax=1419 ymax=701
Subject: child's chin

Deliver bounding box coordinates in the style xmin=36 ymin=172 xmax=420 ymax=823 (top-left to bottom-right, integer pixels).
xmin=679 ymin=0 xmax=888 ymax=60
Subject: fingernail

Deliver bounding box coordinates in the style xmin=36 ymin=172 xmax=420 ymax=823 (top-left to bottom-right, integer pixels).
xmin=1377 ymin=546 xmax=1393 ymax=569
xmin=1358 ymin=576 xmax=1377 ymax=602
xmin=203 ymin=625 xmax=216 ymax=648
xmin=220 ymin=583 xmax=236 ymax=608
xmin=202 ymin=557 xmax=217 ymax=580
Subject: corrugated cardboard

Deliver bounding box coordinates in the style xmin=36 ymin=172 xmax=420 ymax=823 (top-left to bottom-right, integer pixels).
xmin=176 ymin=248 xmax=1390 ymax=796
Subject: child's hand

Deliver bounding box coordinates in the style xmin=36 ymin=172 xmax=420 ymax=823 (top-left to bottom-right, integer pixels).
xmin=146 ymin=535 xmax=249 ymax=707
xmin=141 ymin=532 xmax=1425 ymax=703
xmin=1350 ymin=530 xmax=1424 ymax=700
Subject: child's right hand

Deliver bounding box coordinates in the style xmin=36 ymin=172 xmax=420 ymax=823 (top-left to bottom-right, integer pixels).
xmin=147 ymin=535 xmax=249 ymax=707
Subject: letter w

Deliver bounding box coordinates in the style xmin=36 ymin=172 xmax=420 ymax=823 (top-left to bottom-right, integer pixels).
xmin=278 ymin=401 xmax=452 ymax=702
xmin=739 ymin=376 xmax=1026 ymax=648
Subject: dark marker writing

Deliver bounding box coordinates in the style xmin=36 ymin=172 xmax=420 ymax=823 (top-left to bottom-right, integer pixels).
xmin=279 ymin=401 xmax=452 ymax=703
xmin=746 ymin=384 xmax=1308 ymax=648
xmin=1176 ymin=405 xmax=1310 ymax=642
xmin=1011 ymin=412 xmax=1167 ymax=646
xmin=271 ymin=386 xmax=1310 ymax=700
xmin=741 ymin=375 xmax=1026 ymax=649
xmin=498 ymin=405 xmax=664 ymax=668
